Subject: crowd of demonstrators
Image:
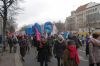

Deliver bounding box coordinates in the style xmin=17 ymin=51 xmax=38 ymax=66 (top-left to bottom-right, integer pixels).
xmin=2 ymin=34 xmax=30 ymax=61
xmin=7 ymin=35 xmax=18 ymax=53
xmin=3 ymin=31 xmax=100 ymax=66
xmin=26 ymin=33 xmax=81 ymax=66
xmin=19 ymin=33 xmax=82 ymax=66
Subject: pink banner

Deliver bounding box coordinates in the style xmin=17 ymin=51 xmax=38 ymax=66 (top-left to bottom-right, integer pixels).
xmin=35 ymin=27 xmax=41 ymax=41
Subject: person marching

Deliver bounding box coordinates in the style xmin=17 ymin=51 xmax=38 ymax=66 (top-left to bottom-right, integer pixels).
xmin=37 ymin=37 xmax=50 ymax=66
xmin=81 ymin=35 xmax=85 ymax=46
xmin=63 ymin=39 xmax=80 ymax=66
xmin=18 ymin=35 xmax=27 ymax=62
xmin=7 ymin=35 xmax=13 ymax=53
xmin=53 ymin=35 xmax=66 ymax=66
xmin=12 ymin=35 xmax=18 ymax=53
xmin=85 ymin=34 xmax=90 ymax=56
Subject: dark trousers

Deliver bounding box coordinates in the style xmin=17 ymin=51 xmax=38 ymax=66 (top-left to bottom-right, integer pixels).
xmin=89 ymin=63 xmax=100 ymax=66
xmin=57 ymin=57 xmax=63 ymax=66
xmin=20 ymin=46 xmax=26 ymax=57
xmin=40 ymin=60 xmax=48 ymax=66
xmin=9 ymin=46 xmax=13 ymax=53
xmin=86 ymin=45 xmax=89 ymax=56
xmin=82 ymin=40 xmax=84 ymax=46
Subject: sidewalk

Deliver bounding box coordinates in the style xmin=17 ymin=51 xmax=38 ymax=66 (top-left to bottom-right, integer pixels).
xmin=0 ymin=52 xmax=15 ymax=66
xmin=0 ymin=45 xmax=23 ymax=66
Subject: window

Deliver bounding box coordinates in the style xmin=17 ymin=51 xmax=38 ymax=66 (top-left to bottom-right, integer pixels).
xmin=95 ymin=8 xmax=97 ymax=11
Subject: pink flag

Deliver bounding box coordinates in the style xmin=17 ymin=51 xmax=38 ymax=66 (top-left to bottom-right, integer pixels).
xmin=35 ymin=27 xmax=41 ymax=41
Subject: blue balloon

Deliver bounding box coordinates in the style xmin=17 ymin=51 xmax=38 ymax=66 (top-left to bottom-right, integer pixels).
xmin=25 ymin=26 xmax=34 ymax=35
xmin=34 ymin=23 xmax=42 ymax=34
xmin=63 ymin=32 xmax=67 ymax=39
xmin=44 ymin=22 xmax=53 ymax=35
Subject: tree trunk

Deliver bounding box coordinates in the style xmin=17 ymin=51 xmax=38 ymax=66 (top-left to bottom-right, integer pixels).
xmin=2 ymin=0 xmax=7 ymax=46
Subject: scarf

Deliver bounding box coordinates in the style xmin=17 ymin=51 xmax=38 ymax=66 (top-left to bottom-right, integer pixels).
xmin=39 ymin=41 xmax=46 ymax=48
xmin=68 ymin=45 xmax=80 ymax=64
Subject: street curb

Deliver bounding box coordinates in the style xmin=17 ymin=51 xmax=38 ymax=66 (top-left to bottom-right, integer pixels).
xmin=15 ymin=52 xmax=23 ymax=66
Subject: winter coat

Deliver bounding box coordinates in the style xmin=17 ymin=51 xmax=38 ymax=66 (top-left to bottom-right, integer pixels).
xmin=63 ymin=40 xmax=79 ymax=66
xmin=63 ymin=49 xmax=78 ymax=66
xmin=89 ymin=40 xmax=100 ymax=64
xmin=53 ymin=40 xmax=66 ymax=58
xmin=18 ymin=38 xmax=27 ymax=57
xmin=18 ymin=38 xmax=27 ymax=47
xmin=37 ymin=42 xmax=50 ymax=62
xmin=7 ymin=37 xmax=13 ymax=47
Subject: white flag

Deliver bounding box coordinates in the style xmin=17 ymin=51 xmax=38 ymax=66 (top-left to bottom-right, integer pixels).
xmin=51 ymin=24 xmax=58 ymax=35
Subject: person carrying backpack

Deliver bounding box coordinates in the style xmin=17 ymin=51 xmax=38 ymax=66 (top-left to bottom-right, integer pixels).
xmin=63 ymin=40 xmax=80 ymax=66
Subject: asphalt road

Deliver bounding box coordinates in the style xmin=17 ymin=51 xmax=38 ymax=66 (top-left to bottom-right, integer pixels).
xmin=23 ymin=46 xmax=89 ymax=66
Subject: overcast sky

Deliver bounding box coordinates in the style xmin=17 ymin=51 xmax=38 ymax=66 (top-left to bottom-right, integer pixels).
xmin=16 ymin=0 xmax=100 ymax=29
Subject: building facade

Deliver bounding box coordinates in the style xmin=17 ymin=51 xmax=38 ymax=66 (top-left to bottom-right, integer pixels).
xmin=65 ymin=2 xmax=100 ymax=32
xmin=65 ymin=11 xmax=77 ymax=32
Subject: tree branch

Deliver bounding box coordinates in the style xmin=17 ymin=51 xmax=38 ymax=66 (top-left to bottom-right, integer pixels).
xmin=7 ymin=0 xmax=14 ymax=8
xmin=0 ymin=12 xmax=3 ymax=18
xmin=0 ymin=0 xmax=4 ymax=1
xmin=0 ymin=8 xmax=3 ymax=18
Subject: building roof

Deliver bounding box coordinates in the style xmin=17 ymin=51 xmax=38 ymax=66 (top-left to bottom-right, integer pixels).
xmin=76 ymin=4 xmax=88 ymax=13
xmin=76 ymin=2 xmax=100 ymax=13
xmin=86 ymin=2 xmax=100 ymax=8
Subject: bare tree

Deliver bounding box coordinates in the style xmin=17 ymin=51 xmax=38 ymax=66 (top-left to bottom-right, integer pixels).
xmin=19 ymin=25 xmax=28 ymax=32
xmin=0 ymin=0 xmax=22 ymax=46
xmin=54 ymin=21 xmax=65 ymax=33
xmin=7 ymin=17 xmax=17 ymax=32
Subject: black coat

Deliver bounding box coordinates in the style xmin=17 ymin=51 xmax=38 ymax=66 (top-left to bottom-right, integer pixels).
xmin=53 ymin=40 xmax=66 ymax=58
xmin=37 ymin=44 xmax=50 ymax=62
xmin=7 ymin=37 xmax=13 ymax=47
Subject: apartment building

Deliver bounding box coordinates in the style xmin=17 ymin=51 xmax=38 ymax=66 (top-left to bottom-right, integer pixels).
xmin=65 ymin=2 xmax=100 ymax=32
xmin=65 ymin=11 xmax=78 ymax=32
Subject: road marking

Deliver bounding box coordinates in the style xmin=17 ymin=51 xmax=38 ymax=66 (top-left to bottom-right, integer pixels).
xmin=79 ymin=56 xmax=88 ymax=61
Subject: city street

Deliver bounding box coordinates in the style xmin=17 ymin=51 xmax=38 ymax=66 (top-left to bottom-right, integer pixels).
xmin=0 ymin=0 xmax=100 ymax=66
xmin=23 ymin=46 xmax=89 ymax=66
